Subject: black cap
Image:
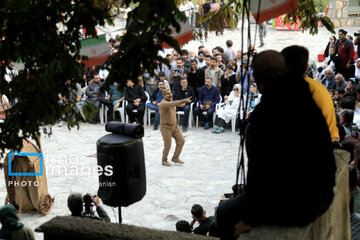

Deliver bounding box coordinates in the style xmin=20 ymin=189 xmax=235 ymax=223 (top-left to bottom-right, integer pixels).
xmin=339 ymin=29 xmax=347 ymax=35
xmin=108 ymin=38 xmax=116 ymax=43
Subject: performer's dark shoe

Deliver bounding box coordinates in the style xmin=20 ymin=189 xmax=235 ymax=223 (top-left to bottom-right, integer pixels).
xmin=258 ymin=43 xmax=264 ymax=48
xmin=172 ymin=159 xmax=184 ymax=164
xmin=162 ymin=161 xmax=171 ymax=166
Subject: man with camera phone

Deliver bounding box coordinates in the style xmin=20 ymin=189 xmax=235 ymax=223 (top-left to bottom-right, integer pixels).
xmin=67 ymin=193 xmax=110 ymax=222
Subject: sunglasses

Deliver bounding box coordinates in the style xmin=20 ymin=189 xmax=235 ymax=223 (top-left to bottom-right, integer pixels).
xmin=234 ymin=88 xmax=239 ymax=91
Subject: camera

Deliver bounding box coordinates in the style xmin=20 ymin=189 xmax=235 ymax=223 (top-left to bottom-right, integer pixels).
xmin=83 ymin=193 xmax=95 ymax=216
xmin=355 ymin=32 xmax=360 ymax=37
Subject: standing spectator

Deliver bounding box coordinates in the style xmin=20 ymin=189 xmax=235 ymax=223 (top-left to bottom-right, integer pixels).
xmin=235 ymin=50 xmax=243 ymax=70
xmin=258 ymin=22 xmax=267 ymax=48
xmin=158 ymin=72 xmax=171 ymax=90
xmin=336 ymin=29 xmax=355 ymax=80
xmin=204 ymin=56 xmax=223 ymax=90
xmin=181 ymin=49 xmax=191 ymax=69
xmin=215 ymin=53 xmax=226 ymax=72
xmin=170 ymin=57 xmax=188 ymax=92
xmin=202 ymin=54 xmax=211 ymax=71
xmin=324 ymin=36 xmax=337 ymax=58
xmin=173 ymin=78 xmax=195 ymax=132
xmin=188 ymin=50 xmax=196 ymax=60
xmin=162 ymin=54 xmax=177 ymax=82
xmin=190 ymin=204 xmax=215 ymax=236
xmin=354 ymin=30 xmax=360 ymax=60
xmin=224 ymin=40 xmax=237 ymax=62
xmin=197 ymin=51 xmax=206 ymax=68
xmin=335 ymin=73 xmax=348 ymax=90
xmin=146 ymin=81 xmax=165 ymax=130
xmin=188 ymin=0 xmax=195 ymax=26
xmin=210 ymin=0 xmax=220 ymax=12
xmin=187 ymin=59 xmax=204 ymax=97
xmin=179 ymin=0 xmax=191 ymax=25
xmin=0 ymin=89 xmax=11 ymax=124
xmin=194 ymin=78 xmax=220 ymax=129
xmin=321 ymin=68 xmax=336 ymax=91
xmin=201 ymin=0 xmax=211 ymax=28
xmin=125 ymin=79 xmax=147 ymax=125
xmin=220 ymin=63 xmax=236 ymax=99
xmin=0 ymin=204 xmax=35 ymax=240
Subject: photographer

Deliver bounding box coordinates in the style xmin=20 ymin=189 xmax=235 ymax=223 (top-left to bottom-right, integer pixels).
xmin=170 ymin=57 xmax=188 ymax=93
xmin=67 ymin=193 xmax=110 ymax=222
xmin=187 ymin=59 xmax=204 ymax=96
xmin=355 ymin=31 xmax=360 ymax=60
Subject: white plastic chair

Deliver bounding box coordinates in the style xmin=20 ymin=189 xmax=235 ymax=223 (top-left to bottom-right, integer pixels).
xmin=215 ymin=102 xmax=236 ymax=132
xmin=176 ymin=102 xmax=194 ymax=128
xmin=195 ymin=95 xmax=222 ymax=127
xmin=125 ymin=91 xmax=149 ymax=126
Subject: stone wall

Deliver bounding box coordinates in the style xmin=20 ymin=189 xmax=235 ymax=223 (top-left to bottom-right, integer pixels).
xmin=328 ymin=0 xmax=360 ymax=27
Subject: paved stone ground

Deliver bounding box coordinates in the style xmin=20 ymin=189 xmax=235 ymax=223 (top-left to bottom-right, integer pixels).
xmin=0 ymin=23 xmax=359 ymax=239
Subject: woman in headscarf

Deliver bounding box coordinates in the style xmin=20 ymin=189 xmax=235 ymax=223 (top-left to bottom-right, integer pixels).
xmin=0 ymin=204 xmax=35 ymax=240
xmin=212 ymin=83 xmax=242 ymax=133
xmin=355 ymin=58 xmax=360 ymax=82
xmin=324 ymin=36 xmax=337 ymax=58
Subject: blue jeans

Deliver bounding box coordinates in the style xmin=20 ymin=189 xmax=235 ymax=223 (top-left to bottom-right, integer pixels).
xmin=146 ymin=102 xmax=160 ymax=125
xmin=194 ymin=105 xmax=215 ymax=123
xmin=176 ymin=104 xmax=190 ymax=127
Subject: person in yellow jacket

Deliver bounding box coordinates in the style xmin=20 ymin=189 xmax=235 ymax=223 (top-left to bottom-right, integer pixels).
xmin=281 ymin=45 xmax=339 ymax=142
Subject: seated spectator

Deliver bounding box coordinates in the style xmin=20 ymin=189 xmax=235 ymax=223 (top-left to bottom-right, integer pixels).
xmin=350 ymin=166 xmax=360 ymax=214
xmin=109 ymin=82 xmax=125 ymax=112
xmin=0 ymin=90 xmax=11 ymax=124
xmin=220 ymin=63 xmax=236 ymax=99
xmin=340 ymin=109 xmax=355 ymax=136
xmin=319 ymin=46 xmax=340 ymax=78
xmin=334 ymin=88 xmax=345 ymax=114
xmin=340 ymin=96 xmax=360 ymax=128
xmin=173 ymin=78 xmax=195 ymax=132
xmin=190 ymin=204 xmax=215 ymax=236
xmin=175 ymin=220 xmax=192 ymax=233
xmin=346 ymin=78 xmax=356 ymax=92
xmin=0 ymin=204 xmax=35 ymax=240
xmin=213 ymin=84 xmax=242 ymax=134
xmin=85 ymin=74 xmax=104 ymax=123
xmin=59 ymin=79 xmax=86 ymax=121
xmin=67 ymin=193 xmax=110 ymax=222
xmin=162 ymin=54 xmax=177 ymax=82
xmin=216 ymin=50 xmax=336 ymax=239
xmin=320 ymin=68 xmax=336 ymax=91
xmin=351 ymin=196 xmax=360 ymax=240
xmin=355 ymin=59 xmax=360 ymax=82
xmin=335 ymin=73 xmax=348 ymax=90
xmin=146 ymin=81 xmax=165 ymax=130
xmin=125 ymin=79 xmax=147 ymax=125
xmin=194 ymin=78 xmax=220 ymax=129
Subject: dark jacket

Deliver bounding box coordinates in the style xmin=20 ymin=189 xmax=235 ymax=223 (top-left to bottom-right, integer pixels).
xmin=125 ymin=84 xmax=146 ymax=103
xmin=216 ymin=74 xmax=335 ymax=240
xmin=220 ymin=72 xmax=236 ymax=98
xmin=197 ymin=85 xmax=220 ymax=106
xmin=150 ymin=88 xmax=164 ymax=103
xmin=321 ymin=76 xmax=336 ymax=91
xmin=172 ymin=85 xmax=195 ymax=105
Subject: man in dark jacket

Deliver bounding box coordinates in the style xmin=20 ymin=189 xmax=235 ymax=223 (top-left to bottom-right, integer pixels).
xmin=216 ymin=50 xmax=336 ymax=240
xmin=173 ymin=78 xmax=195 ymax=132
xmin=67 ymin=193 xmax=110 ymax=222
xmin=321 ymin=68 xmax=336 ymax=91
xmin=125 ymin=79 xmax=147 ymax=125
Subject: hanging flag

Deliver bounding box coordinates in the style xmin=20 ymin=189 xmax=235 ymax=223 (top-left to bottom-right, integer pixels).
xmin=80 ymin=34 xmax=110 ymax=68
xmin=250 ymin=0 xmax=298 ymax=23
xmin=162 ymin=20 xmax=193 ymax=49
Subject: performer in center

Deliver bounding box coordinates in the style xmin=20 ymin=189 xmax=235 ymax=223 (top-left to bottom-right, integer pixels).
xmin=159 ymin=89 xmax=191 ymax=166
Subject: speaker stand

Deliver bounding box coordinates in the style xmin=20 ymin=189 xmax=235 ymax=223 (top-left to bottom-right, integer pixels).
xmin=118 ymin=206 xmax=122 ymax=223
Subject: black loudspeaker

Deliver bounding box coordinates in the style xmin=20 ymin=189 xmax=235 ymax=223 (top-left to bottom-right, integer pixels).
xmin=97 ymin=122 xmax=146 ymax=207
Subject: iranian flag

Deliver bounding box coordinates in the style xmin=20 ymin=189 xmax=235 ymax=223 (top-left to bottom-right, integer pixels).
xmin=250 ymin=0 xmax=298 ymax=23
xmin=80 ymin=34 xmax=110 ymax=68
